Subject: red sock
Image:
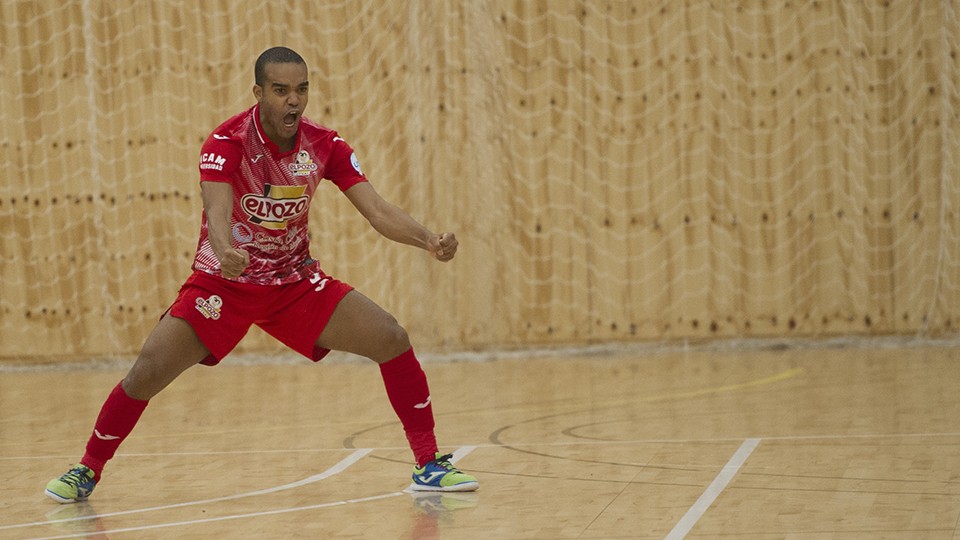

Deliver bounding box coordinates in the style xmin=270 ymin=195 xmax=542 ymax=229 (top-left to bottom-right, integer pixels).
xmin=80 ymin=381 xmax=149 ymax=481
xmin=379 ymin=348 xmax=438 ymax=467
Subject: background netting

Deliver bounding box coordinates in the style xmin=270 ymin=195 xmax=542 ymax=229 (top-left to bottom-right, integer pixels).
xmin=1 ymin=1 xmax=958 ymax=360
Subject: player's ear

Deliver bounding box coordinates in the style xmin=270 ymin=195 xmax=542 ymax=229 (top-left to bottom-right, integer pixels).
xmin=252 ymin=84 xmax=263 ymax=102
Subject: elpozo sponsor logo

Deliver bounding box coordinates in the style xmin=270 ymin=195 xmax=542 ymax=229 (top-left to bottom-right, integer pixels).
xmin=240 ymin=184 xmax=309 ymax=230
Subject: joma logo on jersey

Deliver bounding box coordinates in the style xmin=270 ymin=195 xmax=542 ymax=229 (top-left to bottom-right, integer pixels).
xmin=241 ymin=184 xmax=309 ymax=230
xmin=200 ymin=153 xmax=226 ymax=171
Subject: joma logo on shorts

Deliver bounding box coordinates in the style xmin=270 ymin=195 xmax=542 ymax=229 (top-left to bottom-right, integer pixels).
xmin=240 ymin=184 xmax=309 ymax=230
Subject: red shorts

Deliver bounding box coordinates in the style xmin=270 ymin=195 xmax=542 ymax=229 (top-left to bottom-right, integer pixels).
xmin=168 ymin=268 xmax=353 ymax=366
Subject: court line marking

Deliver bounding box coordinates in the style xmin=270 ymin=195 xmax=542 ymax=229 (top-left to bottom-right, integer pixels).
xmin=3 ymin=367 xmax=802 ymax=457
xmin=25 ymin=448 xmax=475 ymax=540
xmin=2 ymin=448 xmax=372 ymax=532
xmin=451 ymin=445 xmax=477 ymax=463
xmin=642 ymin=368 xmax=803 ymax=404
xmin=29 ymin=492 xmax=406 ymax=540
xmin=664 ymin=438 xmax=760 ymax=540
xmin=2 ymin=368 xmax=805 ymax=454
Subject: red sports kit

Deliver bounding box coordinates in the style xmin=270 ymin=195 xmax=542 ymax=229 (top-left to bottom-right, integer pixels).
xmin=169 ymin=104 xmax=366 ymax=364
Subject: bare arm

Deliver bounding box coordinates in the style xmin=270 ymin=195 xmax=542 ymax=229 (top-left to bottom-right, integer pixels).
xmin=200 ymin=181 xmax=250 ymax=277
xmin=344 ymin=182 xmax=458 ymax=262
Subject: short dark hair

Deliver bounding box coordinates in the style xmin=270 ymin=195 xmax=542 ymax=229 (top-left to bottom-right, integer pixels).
xmin=254 ymin=47 xmax=306 ymax=87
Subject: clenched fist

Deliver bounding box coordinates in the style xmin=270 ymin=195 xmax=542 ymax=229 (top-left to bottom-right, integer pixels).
xmin=219 ymin=248 xmax=250 ymax=278
xmin=427 ymin=232 xmax=458 ymax=262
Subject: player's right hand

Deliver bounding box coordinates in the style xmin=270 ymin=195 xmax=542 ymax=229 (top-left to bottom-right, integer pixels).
xmin=219 ymin=248 xmax=250 ymax=278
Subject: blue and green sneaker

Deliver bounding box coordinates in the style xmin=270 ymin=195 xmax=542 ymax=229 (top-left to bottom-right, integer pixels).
xmin=45 ymin=464 xmax=96 ymax=503
xmin=410 ymin=453 xmax=479 ymax=492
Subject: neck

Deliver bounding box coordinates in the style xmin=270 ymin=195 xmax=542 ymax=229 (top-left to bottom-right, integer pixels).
xmin=273 ymin=135 xmax=295 ymax=153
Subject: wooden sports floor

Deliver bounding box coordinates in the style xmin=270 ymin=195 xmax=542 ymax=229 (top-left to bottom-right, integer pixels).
xmin=2 ymin=344 xmax=960 ymax=539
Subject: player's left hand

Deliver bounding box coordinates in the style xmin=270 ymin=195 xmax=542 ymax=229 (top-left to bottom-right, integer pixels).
xmin=427 ymin=232 xmax=458 ymax=262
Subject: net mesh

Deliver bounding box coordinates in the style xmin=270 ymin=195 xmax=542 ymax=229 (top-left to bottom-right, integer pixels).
xmin=1 ymin=1 xmax=958 ymax=360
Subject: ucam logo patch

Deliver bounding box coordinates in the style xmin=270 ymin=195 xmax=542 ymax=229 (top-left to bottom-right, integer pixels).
xmin=240 ymin=184 xmax=309 ymax=230
xmin=200 ymin=152 xmax=227 ymax=171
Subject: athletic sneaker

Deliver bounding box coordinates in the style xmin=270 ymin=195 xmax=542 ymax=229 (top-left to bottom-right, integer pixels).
xmin=410 ymin=453 xmax=479 ymax=492
xmin=45 ymin=464 xmax=96 ymax=503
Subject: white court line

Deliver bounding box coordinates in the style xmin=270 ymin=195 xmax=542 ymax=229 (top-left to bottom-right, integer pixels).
xmin=29 ymin=492 xmax=405 ymax=540
xmin=664 ymin=438 xmax=760 ymax=540
xmin=451 ymin=445 xmax=477 ymax=463
xmin=25 ymin=447 xmax=476 ymax=540
xmin=2 ymin=448 xmax=372 ymax=532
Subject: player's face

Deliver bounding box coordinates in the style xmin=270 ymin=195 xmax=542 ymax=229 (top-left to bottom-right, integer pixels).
xmin=254 ymin=62 xmax=309 ymax=149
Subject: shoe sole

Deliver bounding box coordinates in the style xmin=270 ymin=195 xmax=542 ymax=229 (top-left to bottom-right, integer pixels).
xmin=44 ymin=489 xmax=85 ymax=504
xmin=407 ymin=480 xmax=479 ymax=493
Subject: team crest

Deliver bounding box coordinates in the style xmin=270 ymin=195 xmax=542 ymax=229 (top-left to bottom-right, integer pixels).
xmin=195 ymin=295 xmax=223 ymax=320
xmin=288 ymin=150 xmax=319 ymax=176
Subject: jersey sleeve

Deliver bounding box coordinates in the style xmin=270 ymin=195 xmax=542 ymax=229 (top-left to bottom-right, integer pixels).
xmin=198 ymin=136 xmax=244 ymax=184
xmin=325 ymin=133 xmax=368 ymax=192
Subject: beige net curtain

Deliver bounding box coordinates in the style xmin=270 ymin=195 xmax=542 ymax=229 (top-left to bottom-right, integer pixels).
xmin=1 ymin=1 xmax=958 ymax=360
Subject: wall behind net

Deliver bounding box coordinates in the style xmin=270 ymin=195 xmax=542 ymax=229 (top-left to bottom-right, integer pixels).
xmin=1 ymin=1 xmax=957 ymax=360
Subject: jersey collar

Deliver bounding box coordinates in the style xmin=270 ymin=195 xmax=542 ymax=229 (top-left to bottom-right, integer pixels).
xmin=251 ymin=103 xmax=301 ymax=158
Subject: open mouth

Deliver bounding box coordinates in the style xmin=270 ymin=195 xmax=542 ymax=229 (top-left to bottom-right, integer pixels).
xmin=283 ymin=111 xmax=299 ymax=128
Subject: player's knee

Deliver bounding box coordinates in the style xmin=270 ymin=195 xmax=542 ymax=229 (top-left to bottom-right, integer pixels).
xmin=377 ymin=317 xmax=411 ymax=360
xmin=121 ymin=362 xmax=153 ymax=400
xmin=123 ymin=346 xmax=187 ymax=400
xmin=385 ymin=319 xmax=410 ymax=349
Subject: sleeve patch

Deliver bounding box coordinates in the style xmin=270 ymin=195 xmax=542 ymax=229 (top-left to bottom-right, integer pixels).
xmin=350 ymin=152 xmax=363 ymax=176
xmin=200 ymin=152 xmax=228 ymax=171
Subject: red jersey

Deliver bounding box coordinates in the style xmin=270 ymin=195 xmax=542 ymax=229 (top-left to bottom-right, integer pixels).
xmin=193 ymin=104 xmax=366 ymax=285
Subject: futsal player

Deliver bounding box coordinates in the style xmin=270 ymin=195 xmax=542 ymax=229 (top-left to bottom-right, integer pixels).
xmin=45 ymin=46 xmax=478 ymax=503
